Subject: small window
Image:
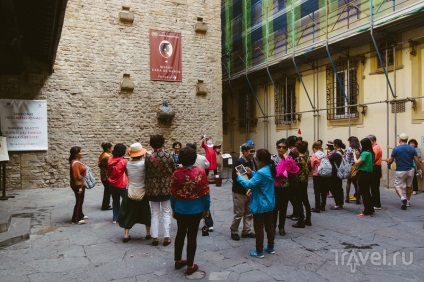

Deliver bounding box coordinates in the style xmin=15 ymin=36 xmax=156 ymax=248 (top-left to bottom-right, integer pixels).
xmin=326 ymin=58 xmax=359 ymax=120
xmin=275 ymin=77 xmax=297 ymax=125
xmin=238 ymin=92 xmax=257 ymax=130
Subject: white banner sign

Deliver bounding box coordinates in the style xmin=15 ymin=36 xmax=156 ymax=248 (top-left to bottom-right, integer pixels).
xmin=0 ymin=100 xmax=48 ymax=151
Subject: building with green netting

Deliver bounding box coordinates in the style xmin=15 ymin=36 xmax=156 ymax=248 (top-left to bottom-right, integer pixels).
xmin=221 ymin=0 xmax=424 ymax=187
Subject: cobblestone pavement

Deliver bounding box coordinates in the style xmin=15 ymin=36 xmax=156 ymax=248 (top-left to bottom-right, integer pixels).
xmin=1 ymin=179 xmax=424 ymax=282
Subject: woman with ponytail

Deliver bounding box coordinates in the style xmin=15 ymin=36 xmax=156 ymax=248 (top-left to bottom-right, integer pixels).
xmin=236 ymin=149 xmax=276 ymax=258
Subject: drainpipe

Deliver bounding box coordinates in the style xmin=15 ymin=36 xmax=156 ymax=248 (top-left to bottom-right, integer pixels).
xmin=325 ymin=0 xmax=350 ymax=134
xmin=370 ymin=0 xmax=396 ymax=99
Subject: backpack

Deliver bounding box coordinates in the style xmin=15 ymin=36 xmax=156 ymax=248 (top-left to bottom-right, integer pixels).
xmin=336 ymin=156 xmax=351 ymax=179
xmin=72 ymin=161 xmax=96 ymax=189
xmin=317 ymin=155 xmax=332 ymax=177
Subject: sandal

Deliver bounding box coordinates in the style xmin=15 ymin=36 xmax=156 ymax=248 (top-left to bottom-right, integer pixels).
xmin=163 ymin=237 xmax=171 ymax=246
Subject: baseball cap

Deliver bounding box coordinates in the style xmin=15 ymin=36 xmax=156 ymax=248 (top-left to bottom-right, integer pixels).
xmin=398 ymin=133 xmax=408 ymax=141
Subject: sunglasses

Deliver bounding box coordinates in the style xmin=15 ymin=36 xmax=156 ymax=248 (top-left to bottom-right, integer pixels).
xmin=248 ymin=150 xmax=256 ymax=153
xmin=277 ymin=146 xmax=287 ymax=149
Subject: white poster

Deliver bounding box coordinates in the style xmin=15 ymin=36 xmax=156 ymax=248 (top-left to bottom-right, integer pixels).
xmin=0 ymin=100 xmax=48 ymax=151
xmin=0 ymin=137 xmax=9 ymax=161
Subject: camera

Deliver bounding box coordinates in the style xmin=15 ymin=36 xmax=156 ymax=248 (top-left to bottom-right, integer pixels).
xmin=201 ymin=226 xmax=209 ymax=236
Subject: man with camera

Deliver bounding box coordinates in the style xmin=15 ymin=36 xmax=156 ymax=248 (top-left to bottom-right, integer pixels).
xmin=230 ymin=143 xmax=257 ymax=240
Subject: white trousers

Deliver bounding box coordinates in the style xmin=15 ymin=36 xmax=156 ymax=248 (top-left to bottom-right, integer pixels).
xmin=150 ymin=200 xmax=171 ymax=238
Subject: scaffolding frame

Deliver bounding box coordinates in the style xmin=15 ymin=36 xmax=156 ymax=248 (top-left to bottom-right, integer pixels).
xmin=222 ymin=0 xmax=424 ymax=187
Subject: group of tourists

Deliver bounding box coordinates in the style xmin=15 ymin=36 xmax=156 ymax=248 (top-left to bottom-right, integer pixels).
xmin=68 ymin=132 xmax=422 ymax=272
xmin=68 ymin=135 xmax=218 ymax=275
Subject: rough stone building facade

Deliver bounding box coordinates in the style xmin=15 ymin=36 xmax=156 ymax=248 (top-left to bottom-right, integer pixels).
xmin=1 ymin=0 xmax=222 ymax=189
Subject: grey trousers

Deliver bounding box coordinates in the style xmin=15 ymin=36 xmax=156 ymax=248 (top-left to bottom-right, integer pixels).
xmin=230 ymin=192 xmax=253 ymax=235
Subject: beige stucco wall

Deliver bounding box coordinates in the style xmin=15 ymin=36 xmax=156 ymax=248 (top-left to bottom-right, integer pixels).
xmin=224 ymin=25 xmax=424 ymax=188
xmin=1 ymin=0 xmax=222 ymax=189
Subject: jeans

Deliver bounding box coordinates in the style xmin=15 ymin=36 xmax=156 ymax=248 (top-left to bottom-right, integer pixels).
xmin=110 ymin=186 xmax=127 ymax=221
xmin=150 ymin=200 xmax=171 ymax=238
xmin=230 ymin=192 xmax=253 ymax=235
xmin=174 ymin=212 xmax=203 ymax=266
xmin=253 ymin=211 xmax=275 ymax=253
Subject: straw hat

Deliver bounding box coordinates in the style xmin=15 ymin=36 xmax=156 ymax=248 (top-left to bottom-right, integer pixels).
xmin=128 ymin=143 xmax=147 ymax=158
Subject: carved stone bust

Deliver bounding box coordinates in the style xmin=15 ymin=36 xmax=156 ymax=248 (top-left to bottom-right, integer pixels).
xmin=157 ymin=99 xmax=175 ymax=121
xmin=160 ymin=100 xmax=172 ymax=113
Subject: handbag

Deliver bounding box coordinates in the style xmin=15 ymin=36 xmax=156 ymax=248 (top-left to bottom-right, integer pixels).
xmin=72 ymin=161 xmax=96 ymax=189
xmin=350 ymin=163 xmax=358 ymax=179
xmin=127 ymin=183 xmax=145 ymax=201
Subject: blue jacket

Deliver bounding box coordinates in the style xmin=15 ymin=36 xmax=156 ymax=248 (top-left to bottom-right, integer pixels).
xmin=236 ymin=165 xmax=275 ymax=214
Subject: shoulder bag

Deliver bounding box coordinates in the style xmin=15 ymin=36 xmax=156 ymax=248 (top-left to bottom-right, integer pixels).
xmin=127 ymin=183 xmax=145 ymax=201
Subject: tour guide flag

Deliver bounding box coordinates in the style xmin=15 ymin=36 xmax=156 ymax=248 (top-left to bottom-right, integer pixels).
xmin=150 ymin=29 xmax=182 ymax=81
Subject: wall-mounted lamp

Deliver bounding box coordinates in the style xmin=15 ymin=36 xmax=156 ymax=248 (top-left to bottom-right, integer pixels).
xmin=359 ymin=105 xmax=368 ymax=116
xmin=120 ymin=74 xmax=134 ymax=92
xmin=195 ymin=17 xmax=207 ymax=33
xmin=119 ymin=6 xmax=134 ymax=24
xmin=411 ymin=98 xmax=417 ymax=111
xmin=197 ymin=80 xmax=207 ymax=95
xmin=409 ymin=40 xmax=417 ymax=57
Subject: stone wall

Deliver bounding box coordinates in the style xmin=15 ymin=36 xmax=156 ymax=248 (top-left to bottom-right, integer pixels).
xmin=0 ymin=0 xmax=222 ymax=189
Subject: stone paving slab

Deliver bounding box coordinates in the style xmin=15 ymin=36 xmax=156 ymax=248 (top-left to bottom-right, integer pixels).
xmin=0 ymin=217 xmax=31 ymax=247
xmin=0 ymin=180 xmax=424 ymax=281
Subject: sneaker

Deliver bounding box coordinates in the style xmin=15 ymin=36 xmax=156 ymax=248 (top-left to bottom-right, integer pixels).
xmin=250 ymin=250 xmax=265 ymax=258
xmin=241 ymin=233 xmax=255 ymax=238
xmin=406 ymin=201 xmax=411 ymax=207
xmin=175 ymin=260 xmax=187 ymax=270
xmin=401 ymin=199 xmax=407 ymax=210
xmin=112 ymin=220 xmax=117 ymax=224
xmin=412 ymin=191 xmax=417 ymax=195
xmin=83 ymin=216 xmax=89 ymax=219
xmin=373 ymin=206 xmax=382 ymax=210
xmin=264 ymin=247 xmax=275 ymax=254
xmin=78 ymin=219 xmax=86 ymax=224
xmin=208 ymin=227 xmax=214 ymax=232
xmin=329 ymin=206 xmax=343 ymax=210
xmin=185 ymin=264 xmax=199 ymax=275
xmin=231 ymin=233 xmax=240 ymax=241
